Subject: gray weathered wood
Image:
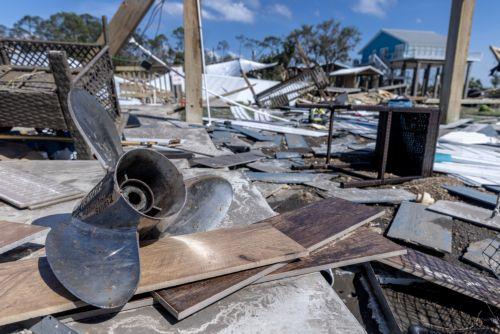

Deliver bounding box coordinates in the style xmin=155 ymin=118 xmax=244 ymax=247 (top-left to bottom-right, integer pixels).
xmin=427 ymin=200 xmax=500 ymax=231
xmin=387 ymin=202 xmax=452 ymax=253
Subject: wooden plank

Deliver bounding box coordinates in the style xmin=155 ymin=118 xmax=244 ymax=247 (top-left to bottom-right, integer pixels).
xmin=427 ymin=200 xmax=500 ymax=231
xmin=379 ymin=249 xmax=499 ymax=307
xmin=192 ymin=152 xmax=264 ymax=168
xmin=0 ymin=222 xmax=307 ymax=326
xmin=153 ymin=197 xmax=385 ymax=320
xmin=184 ymin=0 xmax=203 ymax=124
xmin=257 ymin=226 xmax=407 ymax=283
xmin=440 ymin=0 xmax=475 ymax=124
xmin=97 ymin=0 xmax=155 ymax=56
xmin=387 ymin=202 xmax=452 ymax=253
xmin=0 ymin=221 xmax=48 ymax=254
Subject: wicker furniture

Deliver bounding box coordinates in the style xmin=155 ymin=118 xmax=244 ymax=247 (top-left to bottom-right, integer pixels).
xmin=0 ymin=38 xmax=120 ymax=159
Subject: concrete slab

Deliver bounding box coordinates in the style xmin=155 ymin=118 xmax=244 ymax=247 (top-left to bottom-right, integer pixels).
xmin=66 ymin=273 xmax=365 ymax=334
xmin=427 ymin=200 xmax=500 ymax=231
xmin=387 ymin=202 xmax=452 ymax=253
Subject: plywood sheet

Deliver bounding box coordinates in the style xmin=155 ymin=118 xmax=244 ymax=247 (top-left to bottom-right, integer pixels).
xmin=0 ymin=222 xmax=307 ymax=326
xmin=0 ymin=221 xmax=48 ymax=254
xmin=154 ymin=197 xmax=384 ymax=319
xmin=379 ymin=249 xmax=500 ymax=307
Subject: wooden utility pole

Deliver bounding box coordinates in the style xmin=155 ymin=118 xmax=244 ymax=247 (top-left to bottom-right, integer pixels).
xmin=97 ymin=0 xmax=155 ymax=56
xmin=439 ymin=0 xmax=475 ymax=124
xmin=183 ymin=0 xmax=203 ymax=124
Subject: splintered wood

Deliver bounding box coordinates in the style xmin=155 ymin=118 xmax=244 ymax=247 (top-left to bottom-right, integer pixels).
xmin=0 ymin=223 xmax=307 ymax=326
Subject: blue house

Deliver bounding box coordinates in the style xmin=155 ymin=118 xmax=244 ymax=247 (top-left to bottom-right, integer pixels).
xmin=359 ymin=29 xmax=448 ymax=64
xmin=358 ymin=29 xmax=482 ymax=97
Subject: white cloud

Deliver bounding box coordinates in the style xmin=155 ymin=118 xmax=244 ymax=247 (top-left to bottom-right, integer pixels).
xmin=163 ymin=0 xmax=255 ymax=23
xmin=269 ymin=4 xmax=292 ymax=19
xmin=351 ymin=0 xmax=396 ymax=18
xmin=204 ymin=0 xmax=255 ymax=23
xmin=164 ymin=2 xmax=183 ymax=16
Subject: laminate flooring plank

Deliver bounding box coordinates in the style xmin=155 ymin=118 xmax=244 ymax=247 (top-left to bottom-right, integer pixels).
xmin=154 ymin=197 xmax=385 ymax=320
xmin=257 ymin=226 xmax=407 ymax=283
xmin=379 ymin=249 xmax=500 ymax=307
xmin=0 ymin=223 xmax=307 ymax=326
xmin=0 ymin=221 xmax=48 ymax=254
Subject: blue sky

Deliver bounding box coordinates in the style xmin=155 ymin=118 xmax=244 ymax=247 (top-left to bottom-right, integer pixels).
xmin=0 ymin=0 xmax=498 ymax=86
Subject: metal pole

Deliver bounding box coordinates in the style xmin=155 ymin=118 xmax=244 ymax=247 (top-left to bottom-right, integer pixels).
xmin=196 ymin=0 xmax=212 ymax=125
xmin=326 ymin=108 xmax=335 ymax=165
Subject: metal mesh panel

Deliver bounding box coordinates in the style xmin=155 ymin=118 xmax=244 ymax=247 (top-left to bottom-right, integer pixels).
xmin=386 ymin=112 xmax=431 ymax=176
xmin=255 ymin=66 xmax=329 ymax=108
xmin=482 ymin=233 xmax=499 ymax=278
xmin=0 ymin=38 xmax=101 ymax=68
xmin=74 ymin=48 xmax=120 ymax=120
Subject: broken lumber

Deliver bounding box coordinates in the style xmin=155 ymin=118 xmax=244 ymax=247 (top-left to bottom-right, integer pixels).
xmin=153 ymin=197 xmax=384 ymax=320
xmin=256 ymin=226 xmax=406 ymax=283
xmin=0 ymin=223 xmax=307 ymax=326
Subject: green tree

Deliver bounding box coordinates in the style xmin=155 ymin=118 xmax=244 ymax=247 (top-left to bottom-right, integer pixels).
xmin=216 ymin=40 xmax=230 ymax=58
xmin=10 ymin=15 xmax=43 ymax=38
xmin=491 ymin=73 xmax=500 ymax=88
xmin=468 ymin=77 xmax=483 ymax=89
xmin=33 ymin=12 xmax=101 ymax=42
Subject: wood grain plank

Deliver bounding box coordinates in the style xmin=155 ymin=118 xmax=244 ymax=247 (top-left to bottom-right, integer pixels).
xmin=379 ymin=249 xmax=500 ymax=307
xmin=0 ymin=222 xmax=307 ymax=326
xmin=256 ymin=226 xmax=407 ymax=283
xmin=0 ymin=221 xmax=48 ymax=254
xmin=154 ymin=197 xmax=385 ymax=320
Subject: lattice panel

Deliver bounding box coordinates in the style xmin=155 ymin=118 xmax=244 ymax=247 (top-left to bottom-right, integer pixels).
xmin=0 ymin=39 xmax=101 ymax=69
xmin=256 ymin=66 xmax=329 ymax=108
xmin=74 ymin=48 xmax=120 ymax=120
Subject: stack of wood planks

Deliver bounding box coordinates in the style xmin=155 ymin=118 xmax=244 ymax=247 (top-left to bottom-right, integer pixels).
xmin=0 ymin=196 xmax=407 ymax=326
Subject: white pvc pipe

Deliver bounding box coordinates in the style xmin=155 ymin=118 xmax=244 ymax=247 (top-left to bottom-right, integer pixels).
xmin=196 ymin=0 xmax=212 ymax=125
